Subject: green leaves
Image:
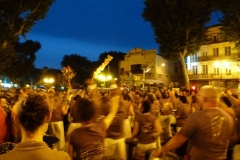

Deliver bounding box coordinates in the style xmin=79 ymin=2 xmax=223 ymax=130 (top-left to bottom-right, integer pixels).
xmin=3 ymin=40 xmax=41 ymax=83
xmin=142 ymin=0 xmax=213 ymax=59
xmin=216 ymin=0 xmax=240 ymax=50
xmin=0 ymin=0 xmax=55 ymax=85
xmin=142 ymin=0 xmax=213 ymax=89
xmin=0 ymin=0 xmax=56 ymax=70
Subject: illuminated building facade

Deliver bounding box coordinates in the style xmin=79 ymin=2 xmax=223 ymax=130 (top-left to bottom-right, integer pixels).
xmin=187 ymin=25 xmax=240 ymax=91
xmin=119 ymin=48 xmax=183 ymax=89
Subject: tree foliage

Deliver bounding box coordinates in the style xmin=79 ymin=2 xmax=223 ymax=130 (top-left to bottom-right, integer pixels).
xmin=142 ymin=0 xmax=213 ymax=89
xmin=98 ymin=51 xmax=125 ymax=79
xmin=214 ymin=0 xmax=240 ymax=50
xmin=0 ymin=0 xmax=56 ymax=71
xmin=61 ymin=54 xmax=94 ymax=84
xmin=3 ymin=40 xmax=41 ymax=83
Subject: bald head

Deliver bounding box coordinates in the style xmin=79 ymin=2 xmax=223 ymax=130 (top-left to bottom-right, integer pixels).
xmin=199 ymin=85 xmax=220 ymax=103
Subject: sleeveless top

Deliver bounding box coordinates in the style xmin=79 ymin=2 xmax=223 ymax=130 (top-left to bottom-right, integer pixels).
xmin=136 ymin=113 xmax=157 ymax=144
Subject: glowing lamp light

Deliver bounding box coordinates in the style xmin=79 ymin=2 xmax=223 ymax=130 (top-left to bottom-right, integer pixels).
xmin=214 ymin=61 xmax=230 ymax=68
xmin=107 ymin=75 xmax=112 ymax=80
xmin=191 ymin=86 xmax=196 ymax=90
xmin=44 ymin=78 xmax=54 ymax=84
xmin=98 ymin=74 xmax=106 ymax=81
xmin=222 ymin=62 xmax=230 ymax=69
xmin=214 ymin=62 xmax=220 ymax=67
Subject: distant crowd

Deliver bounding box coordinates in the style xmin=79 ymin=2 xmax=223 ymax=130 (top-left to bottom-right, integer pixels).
xmin=0 ymin=82 xmax=239 ymax=160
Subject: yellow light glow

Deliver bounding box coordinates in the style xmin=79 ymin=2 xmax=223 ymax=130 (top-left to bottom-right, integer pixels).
xmin=44 ymin=78 xmax=54 ymax=83
xmin=98 ymin=74 xmax=106 ymax=81
xmin=107 ymin=75 xmax=112 ymax=80
xmin=98 ymin=74 xmax=113 ymax=81
xmin=222 ymin=62 xmax=230 ymax=69
xmin=214 ymin=61 xmax=230 ymax=68
xmin=214 ymin=62 xmax=220 ymax=67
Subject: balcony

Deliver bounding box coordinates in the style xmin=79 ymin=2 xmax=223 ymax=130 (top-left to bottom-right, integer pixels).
xmin=189 ymin=73 xmax=240 ymax=80
xmin=204 ymin=38 xmax=227 ymax=45
xmin=190 ymin=54 xmax=240 ymax=62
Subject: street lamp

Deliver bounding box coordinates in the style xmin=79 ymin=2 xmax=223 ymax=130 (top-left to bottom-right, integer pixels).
xmin=44 ymin=78 xmax=54 ymax=84
xmin=141 ymin=64 xmax=151 ymax=90
xmin=107 ymin=75 xmax=112 ymax=81
xmin=98 ymin=74 xmax=112 ymax=88
xmin=43 ymin=78 xmax=54 ymax=88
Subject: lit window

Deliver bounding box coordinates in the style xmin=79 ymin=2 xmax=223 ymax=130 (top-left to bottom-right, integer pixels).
xmin=213 ymin=48 xmax=219 ymax=57
xmin=203 ymin=65 xmax=208 ymax=74
xmin=226 ymin=68 xmax=231 ymax=75
xmin=225 ymin=46 xmax=231 ymax=56
xmin=214 ymin=68 xmax=220 ymax=75
xmin=193 ymin=66 xmax=198 ymax=75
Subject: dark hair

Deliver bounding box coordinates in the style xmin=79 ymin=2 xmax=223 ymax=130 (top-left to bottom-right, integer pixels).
xmin=75 ymin=98 xmax=96 ymax=123
xmin=191 ymin=95 xmax=198 ymax=103
xmin=146 ymin=94 xmax=154 ymax=104
xmin=174 ymin=92 xmax=179 ymax=98
xmin=161 ymin=91 xmax=169 ymax=99
xmin=17 ymin=94 xmax=50 ymax=133
xmin=0 ymin=96 xmax=8 ymax=101
xmin=142 ymin=100 xmax=151 ymax=114
xmin=179 ymin=96 xmax=188 ymax=104
xmin=122 ymin=93 xmax=130 ymax=101
xmin=73 ymin=95 xmax=81 ymax=101
xmin=220 ymin=97 xmax=232 ymax=107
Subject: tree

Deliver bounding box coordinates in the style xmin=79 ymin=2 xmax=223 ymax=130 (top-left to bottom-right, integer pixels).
xmin=0 ymin=0 xmax=56 ymax=71
xmin=3 ymin=40 xmax=41 ymax=84
xmin=61 ymin=54 xmax=93 ymax=84
xmin=214 ymin=0 xmax=240 ymax=50
xmin=142 ymin=0 xmax=213 ymax=89
xmin=98 ymin=51 xmax=125 ymax=79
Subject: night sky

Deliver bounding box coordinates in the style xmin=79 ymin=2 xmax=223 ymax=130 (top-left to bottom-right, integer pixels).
xmin=25 ymin=1 xmax=221 ymax=69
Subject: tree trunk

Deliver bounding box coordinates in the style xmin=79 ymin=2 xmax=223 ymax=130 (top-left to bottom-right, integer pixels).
xmin=179 ymin=53 xmax=190 ymax=90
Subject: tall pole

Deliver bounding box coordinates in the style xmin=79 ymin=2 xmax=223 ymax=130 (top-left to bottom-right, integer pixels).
xmin=108 ymin=65 xmax=110 ymax=88
xmin=143 ymin=69 xmax=145 ymax=90
xmin=221 ymin=67 xmax=223 ymax=88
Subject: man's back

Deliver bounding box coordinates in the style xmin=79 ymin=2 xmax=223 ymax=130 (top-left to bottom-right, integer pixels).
xmin=0 ymin=141 xmax=70 ymax=160
xmin=179 ymin=107 xmax=234 ymax=160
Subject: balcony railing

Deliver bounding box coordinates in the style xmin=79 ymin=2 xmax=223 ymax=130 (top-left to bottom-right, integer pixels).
xmin=204 ymin=39 xmax=227 ymax=45
xmin=190 ymin=53 xmax=240 ymax=62
xmin=189 ymin=73 xmax=240 ymax=80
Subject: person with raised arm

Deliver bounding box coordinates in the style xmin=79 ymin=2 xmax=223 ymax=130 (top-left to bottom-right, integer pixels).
xmin=67 ymin=80 xmax=121 ymax=160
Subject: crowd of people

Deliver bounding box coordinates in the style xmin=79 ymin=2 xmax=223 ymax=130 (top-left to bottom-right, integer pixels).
xmin=0 ymin=82 xmax=239 ymax=160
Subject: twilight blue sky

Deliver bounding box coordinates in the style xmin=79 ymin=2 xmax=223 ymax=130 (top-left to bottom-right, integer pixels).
xmin=25 ymin=1 xmax=221 ymax=69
